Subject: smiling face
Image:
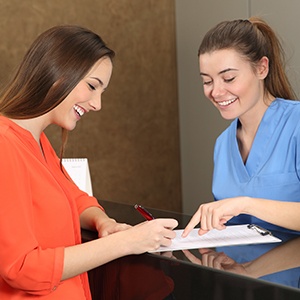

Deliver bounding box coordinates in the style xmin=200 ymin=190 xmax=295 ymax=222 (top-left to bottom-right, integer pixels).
xmin=48 ymin=56 xmax=113 ymax=131
xmin=199 ymin=48 xmax=269 ymax=121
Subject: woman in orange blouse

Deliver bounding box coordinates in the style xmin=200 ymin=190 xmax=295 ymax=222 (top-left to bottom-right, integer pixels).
xmin=0 ymin=25 xmax=178 ymax=299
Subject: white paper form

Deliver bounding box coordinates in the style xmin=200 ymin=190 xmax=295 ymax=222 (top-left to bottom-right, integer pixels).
xmin=150 ymin=224 xmax=281 ymax=253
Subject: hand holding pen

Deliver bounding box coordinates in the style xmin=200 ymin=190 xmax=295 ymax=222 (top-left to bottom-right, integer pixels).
xmin=132 ymin=204 xmax=178 ymax=252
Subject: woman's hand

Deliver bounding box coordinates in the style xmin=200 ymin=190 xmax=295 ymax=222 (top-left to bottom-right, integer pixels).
xmin=182 ymin=197 xmax=300 ymax=237
xmin=125 ymin=218 xmax=178 ymax=254
xmin=80 ymin=206 xmax=131 ymax=237
xmin=81 ymin=207 xmax=178 ymax=253
xmin=183 ymin=248 xmax=247 ymax=276
xmin=95 ymin=217 xmax=131 ymax=237
xmin=182 ymin=197 xmax=249 ymax=237
xmin=62 ymin=217 xmax=178 ymax=280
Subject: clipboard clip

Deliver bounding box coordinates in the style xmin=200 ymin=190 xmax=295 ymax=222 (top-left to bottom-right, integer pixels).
xmin=247 ymin=224 xmax=272 ymax=236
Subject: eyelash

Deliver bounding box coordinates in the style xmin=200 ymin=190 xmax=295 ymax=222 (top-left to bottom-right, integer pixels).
xmin=203 ymin=77 xmax=235 ymax=86
xmin=224 ymin=77 xmax=235 ymax=83
xmin=88 ymin=83 xmax=96 ymax=90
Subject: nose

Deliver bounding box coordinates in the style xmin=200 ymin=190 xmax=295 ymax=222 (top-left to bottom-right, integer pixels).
xmin=89 ymin=94 xmax=102 ymax=111
xmin=211 ymin=81 xmax=225 ymax=99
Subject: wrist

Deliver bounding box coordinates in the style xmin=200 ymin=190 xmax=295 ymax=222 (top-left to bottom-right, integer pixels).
xmin=242 ymin=261 xmax=260 ymax=278
xmin=241 ymin=196 xmax=253 ymax=215
xmin=81 ymin=206 xmax=110 ymax=231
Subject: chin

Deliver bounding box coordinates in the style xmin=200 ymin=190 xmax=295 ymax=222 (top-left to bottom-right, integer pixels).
xmin=68 ymin=125 xmax=77 ymax=131
xmin=219 ymin=112 xmax=237 ymax=120
xmin=61 ymin=122 xmax=77 ymax=131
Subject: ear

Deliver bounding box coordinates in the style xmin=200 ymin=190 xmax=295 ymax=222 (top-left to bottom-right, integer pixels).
xmin=256 ymin=56 xmax=269 ymax=79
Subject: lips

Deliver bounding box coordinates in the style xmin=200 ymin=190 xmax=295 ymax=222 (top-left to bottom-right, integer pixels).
xmin=73 ymin=104 xmax=85 ymax=117
xmin=216 ymin=98 xmax=237 ymax=107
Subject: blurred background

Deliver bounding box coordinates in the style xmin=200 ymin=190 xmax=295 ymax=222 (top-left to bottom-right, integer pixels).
xmin=1 ymin=0 xmax=299 ymax=215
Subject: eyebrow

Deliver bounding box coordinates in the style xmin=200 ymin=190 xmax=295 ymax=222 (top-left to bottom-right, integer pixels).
xmin=91 ymin=77 xmax=104 ymax=86
xmin=200 ymin=68 xmax=238 ymax=76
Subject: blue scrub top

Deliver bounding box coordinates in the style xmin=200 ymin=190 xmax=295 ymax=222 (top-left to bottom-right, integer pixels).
xmin=213 ymin=98 xmax=300 ymax=234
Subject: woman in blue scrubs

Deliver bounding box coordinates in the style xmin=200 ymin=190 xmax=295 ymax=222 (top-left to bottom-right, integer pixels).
xmin=183 ymin=17 xmax=300 ymax=237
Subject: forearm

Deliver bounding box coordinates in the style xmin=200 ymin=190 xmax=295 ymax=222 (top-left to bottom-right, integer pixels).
xmin=62 ymin=218 xmax=178 ymax=280
xmin=62 ymin=231 xmax=130 ymax=280
xmin=80 ymin=206 xmax=112 ymax=231
xmin=244 ymin=197 xmax=300 ymax=231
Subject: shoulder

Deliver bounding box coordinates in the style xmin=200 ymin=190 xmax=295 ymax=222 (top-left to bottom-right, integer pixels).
xmin=272 ymin=98 xmax=300 ymax=123
xmin=0 ymin=119 xmax=18 ymax=146
xmin=216 ymin=119 xmax=237 ymax=143
xmin=0 ymin=116 xmax=11 ymax=136
xmin=0 ymin=125 xmax=28 ymax=173
xmin=272 ymin=97 xmax=300 ymax=111
xmin=0 ymin=117 xmax=33 ymax=161
xmin=213 ymin=120 xmax=237 ymax=156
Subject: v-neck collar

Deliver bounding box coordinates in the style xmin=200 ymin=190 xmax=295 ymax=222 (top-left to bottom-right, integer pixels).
xmin=231 ymin=99 xmax=283 ymax=179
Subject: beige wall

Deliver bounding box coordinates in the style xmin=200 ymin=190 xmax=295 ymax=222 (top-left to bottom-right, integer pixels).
xmin=0 ymin=0 xmax=182 ymax=212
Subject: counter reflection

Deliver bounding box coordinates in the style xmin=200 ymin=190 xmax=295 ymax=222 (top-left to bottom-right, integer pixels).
xmin=171 ymin=232 xmax=300 ymax=289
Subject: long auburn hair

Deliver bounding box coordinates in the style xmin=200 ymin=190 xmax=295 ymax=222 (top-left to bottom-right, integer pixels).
xmin=0 ymin=25 xmax=115 ymax=160
xmin=198 ymin=17 xmax=296 ymax=101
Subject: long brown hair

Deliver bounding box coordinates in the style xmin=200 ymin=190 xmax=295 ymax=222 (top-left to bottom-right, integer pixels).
xmin=0 ymin=25 xmax=115 ymax=160
xmin=198 ymin=17 xmax=296 ymax=100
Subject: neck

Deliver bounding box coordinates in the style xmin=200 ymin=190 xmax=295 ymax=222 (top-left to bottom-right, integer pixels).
xmin=238 ymin=94 xmax=275 ymax=137
xmin=237 ymin=94 xmax=275 ymax=163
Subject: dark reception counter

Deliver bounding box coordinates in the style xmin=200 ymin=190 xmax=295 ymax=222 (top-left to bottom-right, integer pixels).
xmin=82 ymin=200 xmax=300 ymax=300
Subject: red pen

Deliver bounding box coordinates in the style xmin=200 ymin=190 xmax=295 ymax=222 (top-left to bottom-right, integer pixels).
xmin=134 ymin=204 xmax=155 ymax=221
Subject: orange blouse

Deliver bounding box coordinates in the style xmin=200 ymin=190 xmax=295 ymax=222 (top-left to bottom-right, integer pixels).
xmin=0 ymin=116 xmax=102 ymax=299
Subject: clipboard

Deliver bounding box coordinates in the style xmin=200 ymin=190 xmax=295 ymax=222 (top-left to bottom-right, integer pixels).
xmin=150 ymin=224 xmax=282 ymax=253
